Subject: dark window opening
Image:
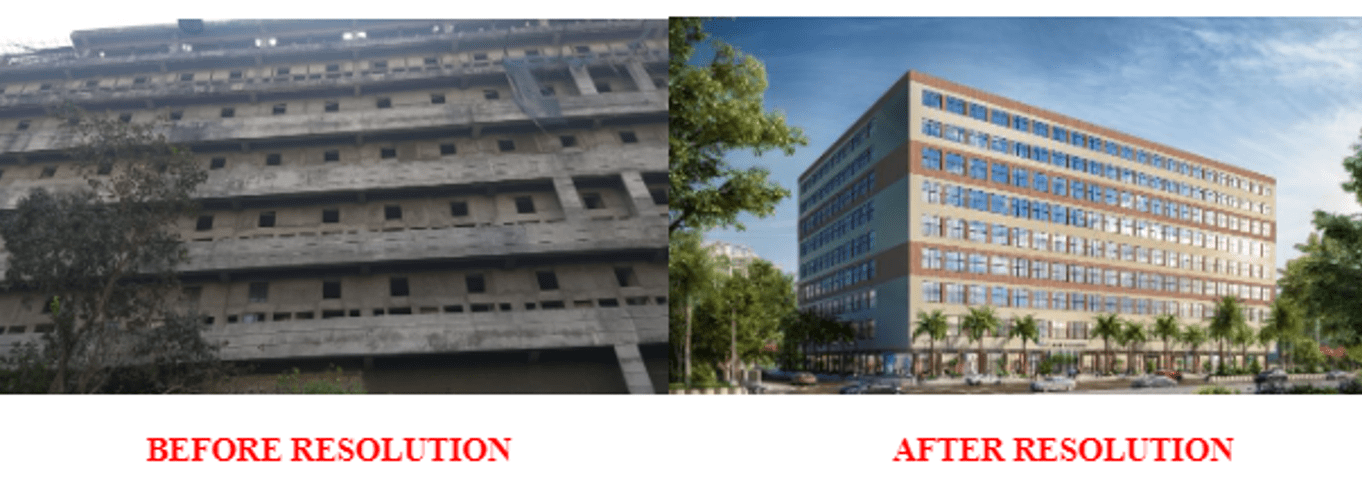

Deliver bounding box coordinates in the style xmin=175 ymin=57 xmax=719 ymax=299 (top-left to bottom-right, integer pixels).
xmin=625 ymin=296 xmax=649 ymax=306
xmin=483 ymin=89 xmax=499 ymax=100
xmin=497 ymin=139 xmax=515 ymax=152
xmin=372 ymin=309 xmax=385 ymax=316
xmin=227 ymin=315 xmax=239 ymax=324
xmin=371 ymin=61 xmax=388 ymax=70
xmin=423 ymin=57 xmax=438 ymax=65
xmin=322 ymin=310 xmax=344 ymax=319
xmin=515 ymin=196 xmax=535 ymax=214
xmin=598 ymin=298 xmax=620 ymax=307
xmin=40 ymin=166 xmax=56 ymax=178
xmin=228 ymin=71 xmax=242 ymax=79
xmin=210 ymin=157 xmax=226 ymax=170
xmin=119 ymin=113 xmax=132 ymax=123
xmin=324 ymin=150 xmax=339 ymax=162
xmin=258 ymin=211 xmax=276 ymax=227
xmin=388 ymin=307 xmax=411 ymax=315
xmin=619 ymin=131 xmax=638 ymax=143
xmin=196 ymin=215 xmax=213 ymax=231
xmin=275 ymin=67 xmax=290 ymax=76
xmin=536 ymin=271 xmax=559 ymax=290
xmin=559 ymin=135 xmax=577 ymax=147
xmin=295 ymin=312 xmax=314 ymax=320
xmin=540 ymin=85 xmax=555 ymax=96
xmin=541 ymin=300 xmax=565 ymax=310
xmin=376 ymin=97 xmax=391 ymax=108
xmin=440 ymin=143 xmax=457 ymax=155
xmin=169 ymin=110 xmax=183 ymax=121
xmin=248 ymin=282 xmax=268 ymax=303
xmin=380 ymin=148 xmax=397 ymax=159
xmin=220 ymin=107 xmax=235 ymax=118
xmin=470 ymin=304 xmax=492 ymax=313
xmin=349 ymin=309 xmax=361 ymax=317
xmin=17 ymin=120 xmax=30 ymax=130
xmin=524 ymin=49 xmax=540 ymax=56
xmin=524 ymin=302 xmax=537 ymax=310
xmin=322 ymin=208 xmax=339 ymax=223
xmin=180 ymin=73 xmax=194 ymax=81
xmin=134 ymin=76 xmax=149 ymax=84
xmin=86 ymin=80 xmax=99 ymax=88
xmin=450 ymin=201 xmax=468 ymax=217
xmin=574 ymin=45 xmax=590 ymax=54
xmin=325 ymin=101 xmax=339 ymax=112
xmin=650 ymin=187 xmax=667 ymax=205
xmin=499 ymin=303 xmax=511 ymax=312
xmin=473 ymin=53 xmax=488 ymax=61
xmin=273 ymin=313 xmax=292 ymax=321
xmin=39 ymin=83 xmax=52 ymax=90
xmin=430 ymin=93 xmax=445 ymax=104
xmin=614 ymin=267 xmax=636 ymax=287
xmin=272 ymin=104 xmax=286 ymax=115
xmin=596 ymin=82 xmax=612 ymax=93
xmin=466 ymin=274 xmax=486 ymax=293
xmin=326 ymin=64 xmax=340 ymax=72
xmin=444 ymin=305 xmax=464 ymax=313
xmin=96 ymin=161 xmax=112 ymax=175
xmin=265 ymin=153 xmax=281 ymax=166
xmin=323 ymin=281 xmax=341 ymax=299
xmin=390 ymin=277 xmax=409 ymax=297
xmin=384 ymin=205 xmax=402 ymax=220
xmin=582 ymin=193 xmax=604 ymax=209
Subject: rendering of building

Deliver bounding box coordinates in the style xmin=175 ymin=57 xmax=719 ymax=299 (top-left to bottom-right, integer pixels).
xmin=796 ymin=71 xmax=1277 ymax=375
xmin=0 ymin=19 xmax=669 ymax=393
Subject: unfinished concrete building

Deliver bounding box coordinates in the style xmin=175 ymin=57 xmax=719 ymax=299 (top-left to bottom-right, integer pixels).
xmin=0 ymin=19 xmax=669 ymax=393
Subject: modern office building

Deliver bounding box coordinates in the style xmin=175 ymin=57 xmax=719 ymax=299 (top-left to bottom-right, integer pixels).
xmin=796 ymin=71 xmax=1276 ymax=375
xmin=0 ymin=19 xmax=669 ymax=393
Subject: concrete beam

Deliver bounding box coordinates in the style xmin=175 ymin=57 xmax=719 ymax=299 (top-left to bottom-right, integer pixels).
xmin=553 ymin=175 xmax=586 ymax=222
xmin=625 ymin=60 xmax=656 ymax=92
xmin=613 ymin=343 xmax=657 ymax=394
xmin=568 ymin=63 xmax=597 ymax=96
xmin=618 ymin=170 xmax=659 ymax=218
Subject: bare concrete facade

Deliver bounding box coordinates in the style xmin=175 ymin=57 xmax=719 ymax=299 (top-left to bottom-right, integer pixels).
xmin=0 ymin=19 xmax=668 ymax=393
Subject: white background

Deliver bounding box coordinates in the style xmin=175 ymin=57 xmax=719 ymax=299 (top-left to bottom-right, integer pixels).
xmin=1 ymin=395 xmax=1354 ymax=497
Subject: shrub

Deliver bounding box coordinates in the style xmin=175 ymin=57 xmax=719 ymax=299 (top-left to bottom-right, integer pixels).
xmin=275 ymin=366 xmax=364 ymax=394
xmin=1195 ymin=385 xmax=1238 ymax=395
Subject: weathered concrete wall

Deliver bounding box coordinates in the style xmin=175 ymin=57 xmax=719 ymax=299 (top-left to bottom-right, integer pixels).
xmin=208 ymin=304 xmax=666 ymax=360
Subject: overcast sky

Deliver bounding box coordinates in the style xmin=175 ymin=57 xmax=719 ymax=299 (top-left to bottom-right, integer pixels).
xmin=701 ymin=17 xmax=1362 ymax=277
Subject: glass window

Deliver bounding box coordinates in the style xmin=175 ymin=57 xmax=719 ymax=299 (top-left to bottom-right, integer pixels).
xmin=991 ymin=162 xmax=1009 ymax=183
xmin=946 ymin=96 xmax=966 ymax=114
xmin=1033 ymin=121 xmax=1049 ymax=138
xmin=945 ymin=153 xmax=965 ymax=175
xmin=991 ymin=109 xmax=1010 ymax=127
xmin=1034 ymin=172 xmax=1048 ymax=193
xmin=923 ymin=147 xmax=942 ymax=169
xmin=1013 ymin=115 xmax=1029 ymax=132
xmin=923 ymin=90 xmax=943 ymax=108
xmin=1054 ymin=177 xmax=1067 ymax=196
xmin=992 ymin=286 xmax=1008 ymax=306
xmin=970 ymin=103 xmax=988 ymax=121
xmin=970 ymin=158 xmax=988 ymax=180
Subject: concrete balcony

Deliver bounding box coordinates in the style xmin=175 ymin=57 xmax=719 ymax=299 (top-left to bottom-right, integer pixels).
xmin=0 ymin=90 xmax=666 ymax=156
xmin=179 ymin=216 xmax=665 ymax=274
xmin=0 ymin=145 xmax=665 ymax=210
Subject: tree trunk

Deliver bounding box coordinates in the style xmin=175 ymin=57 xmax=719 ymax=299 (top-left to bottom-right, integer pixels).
xmin=730 ymin=307 xmax=737 ymax=383
xmin=684 ymin=298 xmax=693 ymax=387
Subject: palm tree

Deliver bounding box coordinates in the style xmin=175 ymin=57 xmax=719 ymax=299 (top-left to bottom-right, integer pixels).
xmin=1256 ymin=325 xmax=1276 ymax=370
xmin=962 ymin=306 xmax=1000 ymax=375
xmin=1233 ymin=323 xmax=1254 ymax=371
xmin=1182 ymin=324 xmax=1208 ymax=373
xmin=1009 ymin=315 xmax=1040 ymax=377
xmin=1209 ymin=296 xmax=1247 ymax=375
xmin=1092 ymin=314 xmax=1122 ymax=374
xmin=1153 ymin=314 xmax=1179 ymax=371
xmin=1263 ymin=299 xmax=1303 ymax=370
xmin=913 ymin=310 xmax=949 ymax=377
xmin=1120 ymin=320 xmax=1147 ymax=375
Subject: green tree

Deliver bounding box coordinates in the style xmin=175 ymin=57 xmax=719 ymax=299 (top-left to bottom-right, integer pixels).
xmin=0 ymin=105 xmax=215 ymax=393
xmin=780 ymin=309 xmax=852 ymax=371
xmin=668 ymin=18 xmax=807 ymax=234
xmin=962 ymin=306 xmax=1000 ymax=375
xmin=913 ymin=309 xmax=949 ymax=377
xmin=681 ymin=254 xmax=795 ymax=383
xmin=1120 ymin=320 xmax=1148 ymax=375
xmin=667 ymin=229 xmax=717 ymax=385
xmin=1008 ymin=314 xmax=1040 ymax=377
xmin=1209 ymin=296 xmax=1247 ymax=375
xmin=1092 ymin=314 xmax=1122 ymax=374
xmin=1181 ymin=324 xmax=1208 ymax=373
xmin=1153 ymin=314 xmax=1179 ymax=371
xmin=1261 ymin=299 xmax=1303 ymax=370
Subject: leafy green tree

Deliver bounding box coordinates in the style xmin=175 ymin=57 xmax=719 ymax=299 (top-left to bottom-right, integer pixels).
xmin=1008 ymin=315 xmax=1040 ymax=377
xmin=1 ymin=105 xmax=216 ymax=393
xmin=1120 ymin=321 xmax=1148 ymax=375
xmin=1209 ymin=296 xmax=1247 ymax=375
xmin=914 ymin=309 xmax=949 ymax=377
xmin=1261 ymin=299 xmax=1303 ymax=370
xmin=668 ymin=18 xmax=808 ymax=234
xmin=1182 ymin=324 xmax=1208 ymax=373
xmin=1153 ymin=314 xmax=1179 ymax=371
xmin=678 ymin=250 xmax=794 ymax=383
xmin=962 ymin=306 xmax=1000 ymax=375
xmin=667 ymin=229 xmax=717 ymax=385
xmin=1092 ymin=314 xmax=1122 ymax=374
xmin=780 ymin=309 xmax=852 ymax=371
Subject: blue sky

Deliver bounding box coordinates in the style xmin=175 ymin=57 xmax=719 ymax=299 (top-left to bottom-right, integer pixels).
xmin=700 ymin=17 xmax=1362 ymax=278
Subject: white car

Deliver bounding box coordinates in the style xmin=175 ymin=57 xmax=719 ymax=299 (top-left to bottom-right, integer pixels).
xmin=1030 ymin=376 xmax=1076 ymax=392
xmin=1131 ymin=375 xmax=1178 ymax=389
xmin=965 ymin=374 xmax=1000 ymax=386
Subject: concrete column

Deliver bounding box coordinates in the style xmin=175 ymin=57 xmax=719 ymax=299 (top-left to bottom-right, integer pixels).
xmin=613 ymin=343 xmax=656 ymax=394
xmin=553 ymin=175 xmax=586 ymax=222
xmin=619 ymin=170 xmax=657 ymax=218
xmin=568 ymin=63 xmax=598 ymax=96
xmin=625 ymin=60 xmax=656 ymax=91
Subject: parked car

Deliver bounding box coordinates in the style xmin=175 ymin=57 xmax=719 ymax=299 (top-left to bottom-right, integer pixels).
xmin=1131 ymin=375 xmax=1178 ymax=388
xmin=865 ymin=377 xmax=905 ymax=394
xmin=1254 ymin=368 xmax=1288 ymax=385
xmin=965 ymin=373 xmax=1000 ymax=386
xmin=1154 ymin=370 xmax=1183 ymax=382
xmin=838 ymin=383 xmax=867 ymax=394
xmin=1030 ymin=376 xmax=1076 ymax=392
xmin=1327 ymin=370 xmax=1354 ymax=381
xmin=792 ymin=372 xmax=818 ymax=386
